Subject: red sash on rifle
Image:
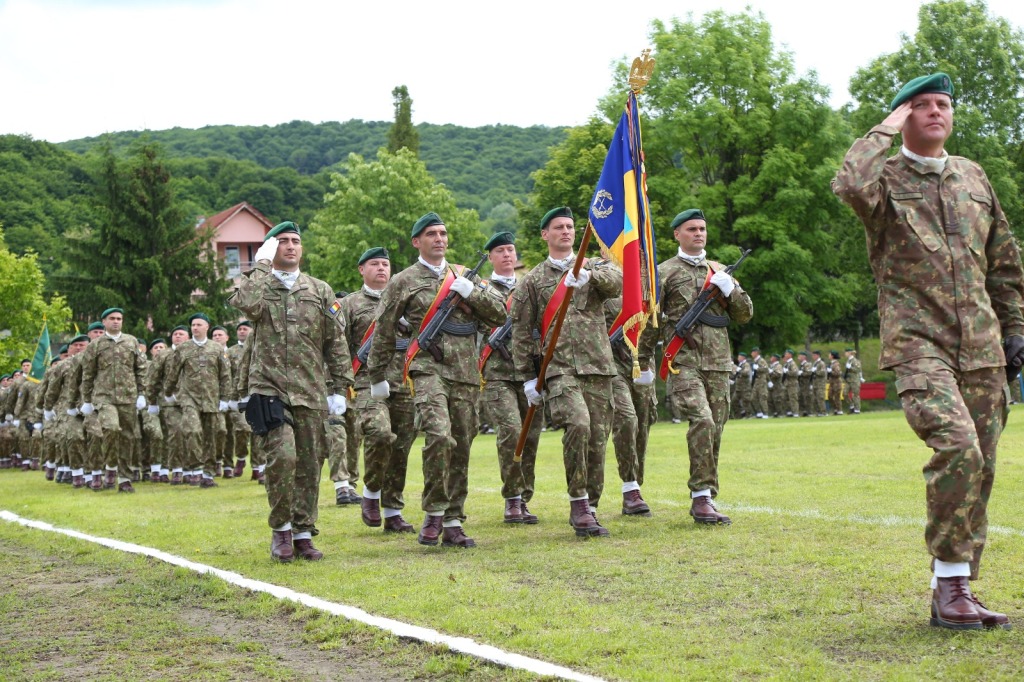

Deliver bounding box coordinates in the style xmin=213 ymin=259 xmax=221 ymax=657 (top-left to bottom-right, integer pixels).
xmin=658 ymin=259 xmax=730 ymax=381
xmin=350 ymin=321 xmax=375 ymax=375
xmin=478 ymin=293 xmax=514 ymax=374
xmin=402 ymin=267 xmax=457 ymax=383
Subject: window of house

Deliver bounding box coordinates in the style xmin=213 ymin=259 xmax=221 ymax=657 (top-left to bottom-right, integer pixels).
xmin=225 ymin=246 xmax=241 ymax=277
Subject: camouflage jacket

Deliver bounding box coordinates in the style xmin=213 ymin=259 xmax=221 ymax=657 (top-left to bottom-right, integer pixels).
xmin=2 ymin=376 xmax=24 ymax=417
xmin=643 ymin=256 xmax=753 ymax=372
xmin=368 ymin=261 xmax=505 ymax=387
xmin=810 ymin=358 xmax=826 ymax=379
xmin=735 ymin=359 xmax=752 ymax=389
xmin=781 ymin=358 xmax=798 ymax=382
xmin=603 ymin=290 xmax=655 ymax=379
xmin=833 ymin=125 xmax=1024 ymax=371
xmin=844 ymin=356 xmax=862 ymax=382
xmin=481 ymin=278 xmax=532 ymax=383
xmin=828 ymin=359 xmax=843 ymax=382
xmin=511 ymin=257 xmax=621 ymax=381
xmin=226 ymin=342 xmax=246 ymax=385
xmin=14 ymin=379 xmax=41 ymax=423
xmin=80 ymin=334 xmax=146 ymax=406
xmin=163 ymin=339 xmax=231 ymax=412
xmin=43 ymin=356 xmax=74 ymax=412
xmin=799 ymin=360 xmax=813 ymax=384
xmin=768 ymin=360 xmax=782 ymax=384
xmin=145 ymin=347 xmax=176 ymax=406
xmin=229 ymin=263 xmax=352 ymax=410
xmin=751 ymin=355 xmax=769 ymax=387
xmin=341 ymin=288 xmax=393 ymax=389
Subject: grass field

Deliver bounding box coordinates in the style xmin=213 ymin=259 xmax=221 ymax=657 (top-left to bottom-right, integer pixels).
xmin=2 ymin=407 xmax=1023 ymax=681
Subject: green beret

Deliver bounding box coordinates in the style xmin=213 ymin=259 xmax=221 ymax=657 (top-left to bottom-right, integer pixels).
xmin=100 ymin=307 xmax=123 ymax=320
xmin=58 ymin=344 xmax=69 ymax=354
xmin=50 ymin=357 xmax=61 ymax=365
xmin=484 ymin=231 xmax=516 ymax=251
xmin=236 ymin=321 xmax=253 ymax=330
xmin=785 ymin=348 xmax=795 ymax=355
xmin=830 ymin=350 xmax=840 ymax=358
xmin=188 ymin=313 xmax=210 ymax=326
xmin=845 ymin=348 xmax=854 ymax=352
xmin=737 ymin=352 xmax=747 ymax=358
xmin=670 ymin=209 xmax=705 ymax=229
xmin=264 ymin=221 xmax=300 ymax=241
xmin=358 ymin=247 xmax=390 ymax=265
xmin=770 ymin=354 xmax=780 ymax=360
xmin=69 ymin=334 xmax=89 ymax=345
xmin=540 ymin=207 xmax=573 ymax=230
xmin=334 ymin=290 xmax=347 ymax=298
xmin=149 ymin=338 xmax=166 ymax=347
xmin=798 ymin=351 xmax=808 ymax=357
xmin=411 ymin=212 xmax=444 ymax=238
xmin=890 ymin=72 xmax=954 ymax=111
xmin=751 ymin=346 xmax=760 ymax=352
xmin=171 ymin=325 xmax=188 ymax=334
xmin=1 ymin=374 xmax=9 ymax=380
xmin=87 ymin=321 xmax=104 ymax=332
xmin=812 ymin=349 xmax=821 ymax=355
xmin=210 ymin=325 xmax=227 ymax=334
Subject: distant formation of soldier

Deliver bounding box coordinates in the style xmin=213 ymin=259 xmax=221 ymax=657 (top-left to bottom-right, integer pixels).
xmin=729 ymin=347 xmax=864 ymax=418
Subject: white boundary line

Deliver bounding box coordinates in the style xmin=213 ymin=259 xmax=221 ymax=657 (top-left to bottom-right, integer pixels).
xmin=0 ymin=510 xmax=605 ymax=682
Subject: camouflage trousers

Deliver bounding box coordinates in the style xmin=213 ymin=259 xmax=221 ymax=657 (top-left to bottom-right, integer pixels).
xmin=358 ymin=385 xmax=416 ymax=510
xmin=735 ymin=386 xmax=752 ymax=417
xmin=670 ymin=367 xmax=730 ymax=497
xmin=225 ymin=411 xmax=252 ymax=463
xmin=326 ymin=418 xmax=348 ymax=481
xmin=181 ymin=407 xmax=226 ymax=477
xmin=411 ymin=374 xmax=478 ymax=522
xmin=345 ymin=407 xmax=360 ymax=487
xmin=767 ymin=385 xmax=781 ymax=417
xmin=141 ymin=410 xmax=164 ymax=469
xmin=214 ymin=413 xmax=229 ymax=467
xmin=751 ymin=380 xmax=769 ymax=416
xmin=785 ymin=379 xmax=799 ymax=416
xmin=893 ymin=358 xmax=1007 ymax=577
xmin=481 ymin=378 xmax=541 ymax=501
xmin=547 ymin=374 xmax=613 ymax=505
xmin=828 ymin=378 xmax=843 ymax=414
xmin=63 ymin=414 xmax=86 ymax=471
xmin=610 ymin=373 xmax=656 ymax=486
xmin=95 ymin=403 xmax=139 ymax=482
xmin=847 ymin=379 xmax=862 ymax=412
xmin=812 ymin=381 xmax=826 ymax=415
xmin=257 ymin=405 xmax=327 ymax=534
xmin=160 ymin=406 xmax=185 ymax=470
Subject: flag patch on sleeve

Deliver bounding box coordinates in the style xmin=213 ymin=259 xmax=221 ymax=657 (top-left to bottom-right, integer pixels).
xmin=328 ymin=300 xmax=342 ymax=317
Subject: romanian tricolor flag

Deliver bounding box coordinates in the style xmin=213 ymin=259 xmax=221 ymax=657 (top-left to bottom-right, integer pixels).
xmin=589 ymin=91 xmax=659 ymax=368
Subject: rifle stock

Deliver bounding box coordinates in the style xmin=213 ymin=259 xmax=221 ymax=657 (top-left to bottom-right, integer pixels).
xmin=417 ymin=252 xmax=488 ymax=362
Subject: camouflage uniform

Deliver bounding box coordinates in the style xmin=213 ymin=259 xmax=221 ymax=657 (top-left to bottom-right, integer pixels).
xmin=368 ymin=261 xmax=505 ymax=523
xmin=734 ymin=356 xmax=752 ymax=418
xmin=767 ymin=357 xmax=783 ymax=417
xmin=225 ymin=342 xmax=252 ymax=470
xmin=827 ymin=357 xmax=844 ymax=415
xmin=798 ymin=356 xmax=813 ymax=416
xmin=644 ymin=254 xmax=753 ymax=498
xmin=230 ymin=262 xmax=353 ymax=535
xmin=163 ymin=339 xmax=231 ymax=480
xmin=844 ymin=354 xmax=863 ymax=413
xmin=750 ymin=352 xmax=770 ymax=417
xmin=512 ymin=258 xmax=620 ymax=505
xmin=810 ymin=355 xmax=827 ymax=416
xmin=782 ymin=355 xmax=800 ymax=416
xmin=146 ymin=345 xmax=183 ymax=476
xmin=14 ymin=379 xmax=42 ymax=464
xmin=44 ymin=358 xmax=83 ymax=477
xmin=833 ymin=123 xmax=1024 ymax=576
xmin=79 ymin=333 xmax=146 ymax=484
xmin=481 ymin=278 xmax=542 ymax=502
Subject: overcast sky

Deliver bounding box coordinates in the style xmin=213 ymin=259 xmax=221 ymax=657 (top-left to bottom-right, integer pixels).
xmin=2 ymin=0 xmax=1022 ymax=143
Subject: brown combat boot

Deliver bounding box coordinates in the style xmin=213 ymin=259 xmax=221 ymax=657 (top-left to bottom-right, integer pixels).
xmin=222 ymin=466 xmax=234 ymax=479
xmin=442 ymin=525 xmax=476 ymax=548
xmin=256 ymin=470 xmax=266 ymax=485
xmin=251 ymin=467 xmax=260 ymax=481
xmin=117 ymin=481 xmax=135 ymax=494
xmin=968 ymin=593 xmax=1011 ymax=630
xmin=293 ymin=538 xmax=324 ymax=561
xmin=170 ymin=471 xmax=183 ymax=485
xmin=199 ymin=477 xmax=218 ymax=488
xmin=90 ymin=476 xmax=103 ymax=492
xmin=45 ymin=466 xmax=55 ymax=481
xmin=383 ymin=515 xmax=414 ymax=533
xmin=520 ymin=501 xmax=538 ymax=524
xmin=72 ymin=475 xmax=85 ymax=489
xmin=361 ymin=497 xmax=382 ymax=527
xmin=233 ymin=459 xmax=246 ymax=478
xmin=103 ymin=470 xmax=116 ymax=489
xmin=569 ymin=499 xmax=609 ymax=538
xmin=503 ymin=498 xmax=524 ymax=524
xmin=188 ymin=474 xmax=200 ymax=486
xmin=160 ymin=473 xmax=169 ymax=483
xmin=271 ymin=530 xmax=294 ymax=563
xmin=417 ymin=515 xmax=443 ymax=546
xmin=930 ymin=577 xmax=983 ymax=630
xmin=622 ymin=489 xmax=652 ymax=516
xmin=690 ymin=496 xmax=731 ymax=525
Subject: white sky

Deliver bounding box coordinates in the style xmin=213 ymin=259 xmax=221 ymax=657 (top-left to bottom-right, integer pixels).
xmin=1 ymin=0 xmax=1022 ymax=143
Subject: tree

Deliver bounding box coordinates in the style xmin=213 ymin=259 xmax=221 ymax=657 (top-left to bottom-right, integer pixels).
xmin=0 ymin=227 xmax=72 ymax=375
xmin=847 ymin=0 xmax=1024 ymax=232
xmin=305 ymin=148 xmax=484 ymax=292
xmin=55 ymin=142 xmax=230 ymax=337
xmin=387 ymin=85 xmax=420 ymax=155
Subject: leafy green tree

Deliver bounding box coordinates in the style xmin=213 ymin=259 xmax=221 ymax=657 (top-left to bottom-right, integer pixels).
xmin=387 ymin=85 xmax=420 ymax=155
xmin=55 ymin=143 xmax=230 ymax=337
xmin=0 ymin=227 xmax=72 ymax=374
xmin=847 ymin=0 xmax=1024 ymax=231
xmin=305 ymin=148 xmax=484 ymax=292
xmin=481 ymin=202 xmax=519 ymax=237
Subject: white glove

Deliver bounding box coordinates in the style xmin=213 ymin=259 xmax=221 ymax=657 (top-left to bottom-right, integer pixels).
xmin=523 ymin=378 xmax=544 ymax=406
xmin=218 ymin=400 xmax=229 ymax=412
xmin=370 ymin=380 xmax=390 ymax=399
xmin=228 ymin=400 xmax=239 ymax=412
xmin=826 ymin=368 xmax=832 ymax=375
xmin=634 ymin=369 xmax=655 ymax=386
xmin=565 ymin=268 xmax=591 ymax=288
xmin=768 ymin=381 xmax=774 ymax=389
xmin=13 ymin=419 xmax=20 ymax=427
xmin=254 ymin=236 xmax=279 ymax=263
xmin=136 ymin=395 xmax=147 ymax=410
xmin=239 ymin=395 xmax=250 ymax=409
xmin=164 ymin=394 xmax=177 ymax=405
xmin=4 ymin=413 xmax=12 ymax=422
xmin=710 ymin=270 xmax=735 ymax=297
xmin=327 ymin=393 xmax=347 ymax=416
xmin=797 ymin=370 xmax=803 ymax=376
xmin=33 ymin=422 xmax=42 ymax=431
xmin=44 ymin=409 xmax=55 ymax=422
xmin=80 ymin=403 xmax=94 ymax=415
xmin=846 ymin=361 xmax=852 ymax=369
xmin=728 ymin=380 xmax=735 ymax=386
xmin=450 ymin=276 xmax=474 ymax=299
xmin=67 ymin=408 xmax=79 ymax=417
xmin=147 ymin=405 xmax=160 ymax=415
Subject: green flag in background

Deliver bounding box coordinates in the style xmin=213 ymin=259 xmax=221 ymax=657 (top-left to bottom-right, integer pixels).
xmin=27 ymin=319 xmax=51 ymax=383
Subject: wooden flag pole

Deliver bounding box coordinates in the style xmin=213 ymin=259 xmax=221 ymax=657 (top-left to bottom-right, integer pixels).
xmin=513 ymin=223 xmax=593 ymax=463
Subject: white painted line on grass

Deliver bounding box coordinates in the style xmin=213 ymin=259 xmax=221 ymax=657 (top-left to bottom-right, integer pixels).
xmin=0 ymin=510 xmax=605 ymax=682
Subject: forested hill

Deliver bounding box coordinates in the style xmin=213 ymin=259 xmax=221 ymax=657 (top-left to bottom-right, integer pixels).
xmin=59 ymin=120 xmax=569 ymax=212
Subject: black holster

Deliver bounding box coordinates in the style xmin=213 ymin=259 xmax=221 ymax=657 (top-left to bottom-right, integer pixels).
xmin=244 ymin=394 xmax=293 ymax=436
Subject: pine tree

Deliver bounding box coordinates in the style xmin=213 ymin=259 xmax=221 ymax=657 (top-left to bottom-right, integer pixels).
xmin=387 ymin=85 xmax=420 ymax=154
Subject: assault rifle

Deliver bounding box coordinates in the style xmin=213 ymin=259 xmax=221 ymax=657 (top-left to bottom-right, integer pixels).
xmin=485 ymin=317 xmax=514 ymax=362
xmin=673 ymin=249 xmax=751 ymax=347
xmin=417 ymin=252 xmax=488 ymax=362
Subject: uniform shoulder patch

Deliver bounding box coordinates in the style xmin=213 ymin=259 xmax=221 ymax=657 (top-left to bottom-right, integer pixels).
xmin=328 ymin=300 xmax=343 ymax=317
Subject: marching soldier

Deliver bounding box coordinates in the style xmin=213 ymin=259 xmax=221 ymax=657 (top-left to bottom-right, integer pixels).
xmin=512 ymin=206 xmax=621 ymax=537
xmin=782 ymin=349 xmax=800 ymax=417
xmin=44 ymin=334 xmax=90 ymax=488
xmin=734 ymin=352 xmax=752 ymax=418
xmin=750 ymin=347 xmax=770 ymax=419
xmin=797 ymin=351 xmax=812 ymax=417
xmin=810 ymin=350 xmax=827 ymax=416
xmin=767 ymin=353 xmax=783 ymax=417
xmin=141 ymin=339 xmax=167 ymax=482
xmin=210 ymin=325 xmax=234 ymax=478
xmin=844 ymin=349 xmax=863 ymax=414
xmin=367 ymin=214 xmax=505 ymax=548
xmin=827 ymin=350 xmax=844 ymax=415
xmin=326 ymin=291 xmax=357 ymax=507
xmin=147 ymin=326 xmax=189 ymax=484
xmin=227 ymin=322 xmax=255 ymax=479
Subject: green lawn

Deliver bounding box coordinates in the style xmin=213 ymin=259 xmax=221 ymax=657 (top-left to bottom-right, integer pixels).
xmin=2 ymin=407 xmax=1023 ymax=681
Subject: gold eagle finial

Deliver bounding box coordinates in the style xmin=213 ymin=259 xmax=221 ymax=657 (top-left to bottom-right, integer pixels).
xmin=628 ymin=49 xmax=656 ymax=93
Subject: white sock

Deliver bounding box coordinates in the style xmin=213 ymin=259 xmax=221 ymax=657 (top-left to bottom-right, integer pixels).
xmin=292 ymin=531 xmax=312 ymax=540
xmin=150 ymin=464 xmax=161 ymax=473
xmin=934 ymin=560 xmax=970 ymax=578
xmin=506 ymin=495 xmax=522 ymax=501
xmin=691 ymin=489 xmax=711 ymax=499
xmin=568 ymin=494 xmax=588 ymax=502
xmin=622 ymin=481 xmax=640 ymax=493
xmin=442 ymin=519 xmax=461 ymax=528
xmin=72 ymin=468 xmax=84 ymax=476
xmin=173 ymin=468 xmax=183 ymax=473
xmin=362 ymin=488 xmax=381 ymax=500
xmin=45 ymin=461 xmax=54 ymax=469
xmin=161 ymin=469 xmax=169 ymax=477
xmin=334 ymin=480 xmax=349 ymax=491
xmin=84 ymin=474 xmax=93 ymax=482
xmin=273 ymin=522 xmax=292 ymax=532
xmin=382 ymin=508 xmax=402 ymax=518
xmin=427 ymin=511 xmax=444 ymax=517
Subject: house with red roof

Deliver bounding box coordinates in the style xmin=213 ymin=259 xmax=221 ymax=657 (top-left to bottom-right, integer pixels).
xmin=196 ymin=202 xmax=275 ymax=281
